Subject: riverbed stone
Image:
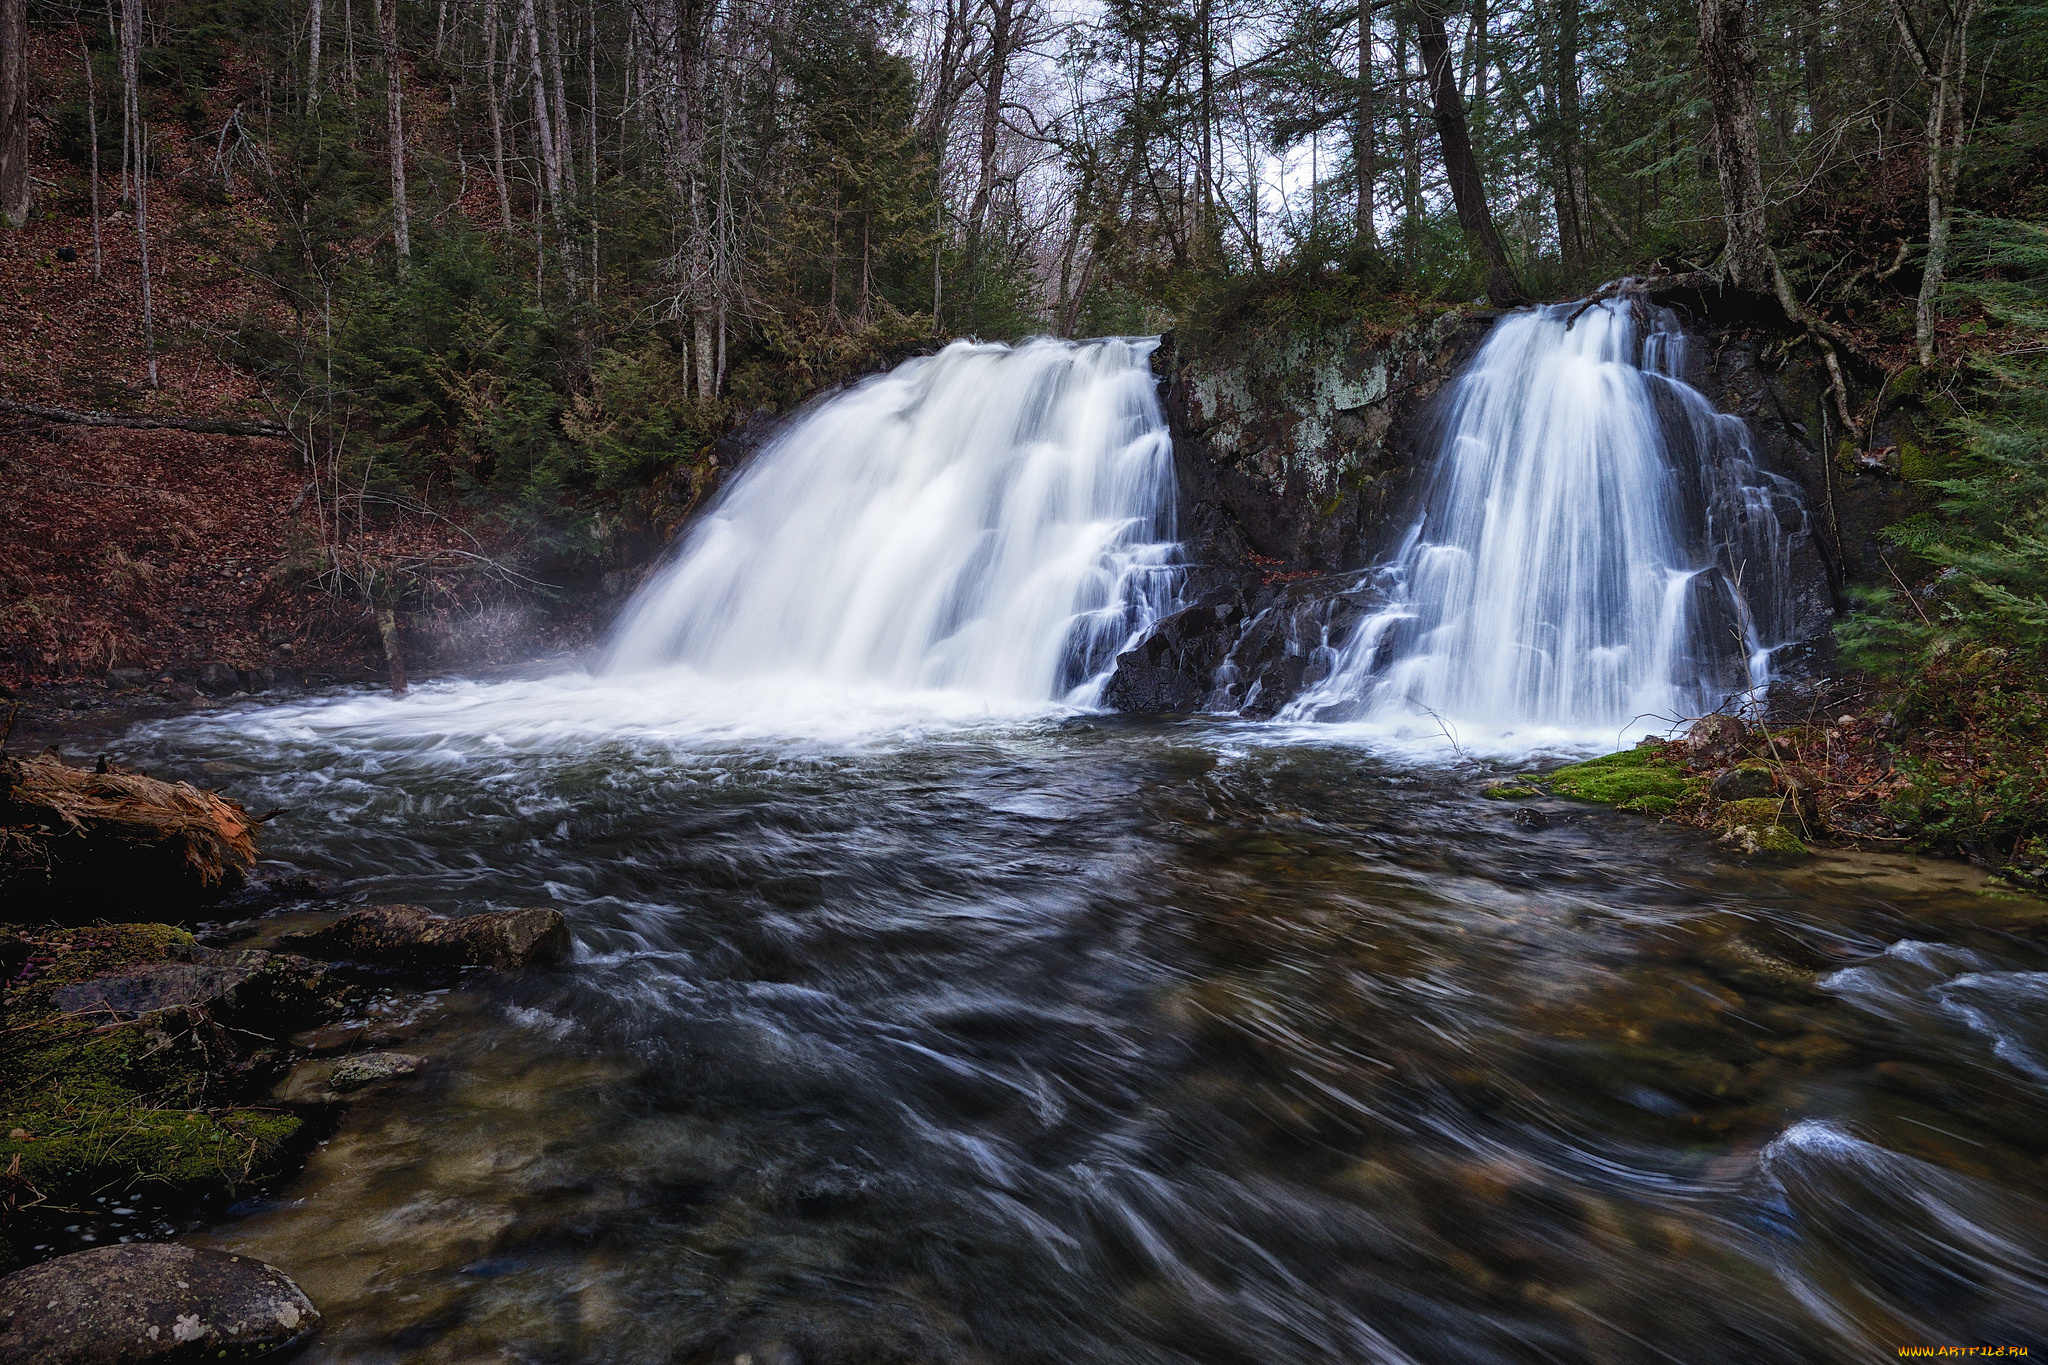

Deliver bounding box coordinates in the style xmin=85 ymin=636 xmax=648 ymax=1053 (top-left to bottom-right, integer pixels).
xmin=331 ymin=1051 xmax=427 ymax=1089
xmin=279 ymin=903 xmax=571 ymax=970
xmin=0 ymin=1243 xmax=320 ymax=1363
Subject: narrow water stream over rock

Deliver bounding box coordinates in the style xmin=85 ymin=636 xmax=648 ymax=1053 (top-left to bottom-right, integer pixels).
xmin=102 ymin=687 xmax=2048 ymax=1363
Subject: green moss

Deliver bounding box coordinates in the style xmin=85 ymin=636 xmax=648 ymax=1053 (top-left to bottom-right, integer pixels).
xmin=1547 ymin=750 xmax=1692 ymax=807
xmin=1718 ymin=797 xmax=1790 ymax=829
xmin=1481 ymin=785 xmax=1542 ymax=800
xmin=0 ymin=1107 xmax=299 ymax=1190
xmin=1756 ymin=826 xmax=1810 ymax=856
xmin=0 ymin=923 xmax=298 ymax=1208
xmin=1618 ymin=795 xmax=1677 ymax=815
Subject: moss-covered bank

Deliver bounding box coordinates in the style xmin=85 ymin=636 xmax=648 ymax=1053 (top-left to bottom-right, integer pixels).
xmin=0 ymin=923 xmax=322 ymax=1266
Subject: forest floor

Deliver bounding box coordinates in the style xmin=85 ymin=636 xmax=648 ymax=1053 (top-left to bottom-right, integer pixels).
xmin=0 ymin=25 xmax=611 ymax=695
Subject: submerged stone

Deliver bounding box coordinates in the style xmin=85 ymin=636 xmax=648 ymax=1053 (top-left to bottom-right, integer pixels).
xmin=331 ymin=1052 xmax=428 ymax=1090
xmin=0 ymin=1243 xmax=320 ymax=1363
xmin=279 ymin=904 xmax=570 ymax=970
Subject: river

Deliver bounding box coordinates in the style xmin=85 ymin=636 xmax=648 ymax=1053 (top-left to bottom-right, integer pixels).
xmin=83 ymin=673 xmax=2048 ymax=1363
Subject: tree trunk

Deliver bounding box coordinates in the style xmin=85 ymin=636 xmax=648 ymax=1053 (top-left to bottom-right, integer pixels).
xmin=1553 ymin=0 xmax=1585 ymax=266
xmin=83 ymin=40 xmax=104 ymax=276
xmin=1354 ymin=0 xmax=1374 ymax=245
xmin=541 ymin=0 xmax=573 ymax=189
xmin=381 ymin=0 xmax=411 ymax=260
xmin=1394 ymin=16 xmax=1418 ymax=266
xmin=119 ymin=0 xmax=157 ymax=386
xmin=308 ymin=0 xmax=324 ymax=110
xmin=520 ymin=0 xmax=567 ymax=237
xmin=484 ymin=0 xmax=514 ymax=230
xmin=0 ymin=0 xmax=29 ymax=226
xmin=1696 ymin=0 xmax=1773 ymax=294
xmin=376 ymin=605 xmax=408 ymax=696
xmin=1415 ymin=3 xmax=1524 ymax=306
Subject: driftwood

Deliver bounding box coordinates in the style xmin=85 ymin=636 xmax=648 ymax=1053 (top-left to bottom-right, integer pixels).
xmin=0 ymin=753 xmax=259 ymax=912
xmin=0 ymin=398 xmax=289 ymax=440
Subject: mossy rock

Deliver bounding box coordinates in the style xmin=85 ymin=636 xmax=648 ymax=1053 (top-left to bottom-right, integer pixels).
xmin=1546 ymin=750 xmax=1692 ymax=807
xmin=1481 ymin=785 xmax=1542 ymax=800
xmin=1 ymin=924 xmax=306 ymax=1219
xmin=1717 ymin=797 xmax=1791 ymax=829
xmin=1753 ymin=825 xmax=1810 ymax=856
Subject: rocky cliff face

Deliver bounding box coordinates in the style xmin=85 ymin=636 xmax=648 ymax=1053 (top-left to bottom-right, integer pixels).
xmin=1160 ymin=306 xmax=1497 ymax=578
xmin=1106 ymin=305 xmax=1494 ymax=716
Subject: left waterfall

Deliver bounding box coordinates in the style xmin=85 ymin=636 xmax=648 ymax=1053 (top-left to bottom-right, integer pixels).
xmin=604 ymin=337 xmax=1180 ymax=704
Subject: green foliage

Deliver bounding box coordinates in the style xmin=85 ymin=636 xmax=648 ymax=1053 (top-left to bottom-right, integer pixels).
xmin=563 ymin=339 xmax=723 ymax=490
xmin=1842 ymin=221 xmax=2048 ymax=668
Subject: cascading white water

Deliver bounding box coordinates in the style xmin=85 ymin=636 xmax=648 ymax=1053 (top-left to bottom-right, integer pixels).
xmin=1285 ymin=295 xmax=1810 ymax=743
xmin=605 ymin=336 xmax=1179 ymax=705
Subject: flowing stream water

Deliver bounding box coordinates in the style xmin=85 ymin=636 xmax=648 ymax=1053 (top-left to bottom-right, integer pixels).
xmin=80 ymin=330 xmax=2048 ymax=1362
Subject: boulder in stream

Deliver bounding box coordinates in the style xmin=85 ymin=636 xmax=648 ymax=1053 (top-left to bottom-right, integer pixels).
xmin=279 ymin=903 xmax=570 ymax=970
xmin=0 ymin=1243 xmax=320 ymax=1364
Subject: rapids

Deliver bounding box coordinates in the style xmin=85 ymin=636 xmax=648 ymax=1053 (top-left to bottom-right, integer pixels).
xmin=75 ymin=697 xmax=2048 ymax=1364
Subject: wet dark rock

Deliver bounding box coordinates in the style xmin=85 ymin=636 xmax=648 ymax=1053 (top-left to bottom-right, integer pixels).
xmin=1685 ymin=714 xmax=1750 ymax=768
xmin=1707 ymin=764 xmax=1776 ymax=802
xmin=104 ymin=669 xmax=151 ymax=691
xmin=1512 ymin=808 xmax=1550 ymax=830
xmin=48 ymin=948 xmax=346 ymax=1030
xmin=278 ymin=903 xmax=571 ymax=970
xmin=1099 ymin=600 xmax=1240 ymax=711
xmin=1103 ymin=573 xmax=1381 ymax=717
xmin=330 ymin=1052 xmax=427 ymax=1089
xmin=195 ymin=662 xmax=241 ymax=697
xmin=0 ymin=1243 xmax=320 ymax=1363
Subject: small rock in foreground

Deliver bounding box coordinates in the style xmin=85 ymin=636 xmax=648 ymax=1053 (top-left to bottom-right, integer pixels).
xmin=330 ymin=1051 xmax=428 ymax=1090
xmin=0 ymin=1243 xmax=320 ymax=1364
xmin=279 ymin=903 xmax=570 ymax=970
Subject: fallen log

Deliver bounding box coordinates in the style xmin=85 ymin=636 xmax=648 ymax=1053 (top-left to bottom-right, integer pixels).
xmin=0 ymin=397 xmax=290 ymax=440
xmin=0 ymin=753 xmax=259 ymax=914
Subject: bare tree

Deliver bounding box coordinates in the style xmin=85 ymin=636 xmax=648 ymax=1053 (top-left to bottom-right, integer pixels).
xmin=1889 ymin=0 xmax=1980 ymax=367
xmin=119 ymin=0 xmax=158 ymax=386
xmin=308 ymin=0 xmax=324 ymax=109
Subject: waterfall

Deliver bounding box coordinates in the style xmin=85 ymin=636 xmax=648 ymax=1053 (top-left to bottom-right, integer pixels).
xmin=1285 ymin=295 xmax=1812 ymax=741
xmin=605 ymin=337 xmax=1179 ymax=705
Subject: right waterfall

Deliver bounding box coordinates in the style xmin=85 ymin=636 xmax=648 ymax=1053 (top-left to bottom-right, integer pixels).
xmin=1287 ymin=294 xmax=1816 ymax=739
